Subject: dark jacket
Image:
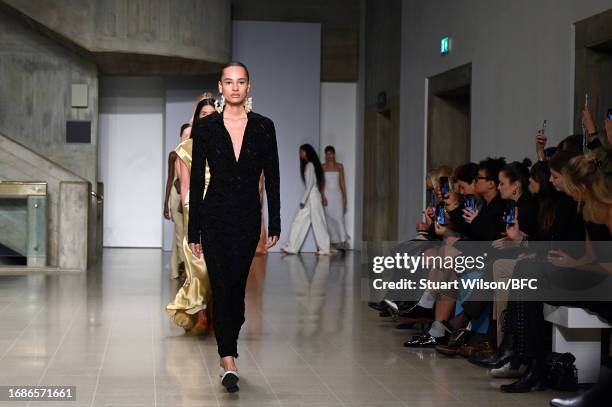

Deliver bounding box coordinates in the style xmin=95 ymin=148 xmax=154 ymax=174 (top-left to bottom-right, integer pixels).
xmin=188 ymin=111 xmax=281 ymax=244
xmin=467 ymin=193 xmax=506 ymax=241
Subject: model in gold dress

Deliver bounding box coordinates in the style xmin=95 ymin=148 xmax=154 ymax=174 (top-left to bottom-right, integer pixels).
xmin=166 ymin=94 xmax=216 ymax=332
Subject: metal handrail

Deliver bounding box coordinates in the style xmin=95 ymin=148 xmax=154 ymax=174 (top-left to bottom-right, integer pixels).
xmin=90 ymin=191 xmax=104 ymax=201
xmin=0 ymin=181 xmax=47 ymax=197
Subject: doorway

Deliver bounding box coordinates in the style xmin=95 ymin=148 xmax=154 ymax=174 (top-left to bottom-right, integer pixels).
xmin=574 ymin=9 xmax=612 ymax=136
xmin=426 ymin=63 xmax=472 ymax=171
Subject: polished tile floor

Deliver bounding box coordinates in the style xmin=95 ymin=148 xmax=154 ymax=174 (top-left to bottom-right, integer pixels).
xmin=0 ymin=248 xmax=575 ymax=406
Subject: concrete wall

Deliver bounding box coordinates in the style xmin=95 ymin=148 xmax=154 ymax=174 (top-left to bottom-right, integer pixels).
xmin=320 ymin=82 xmax=358 ymax=248
xmin=99 ymin=77 xmax=164 ymax=248
xmin=0 ymin=5 xmax=98 ymax=186
xmin=3 ymin=0 xmax=231 ymax=65
xmin=398 ymin=0 xmax=612 ymax=241
xmin=362 ymin=0 xmax=401 ymax=241
xmin=233 ymin=21 xmax=322 ymax=252
xmin=232 ymin=0 xmax=360 ymax=82
xmin=365 ymin=0 xmax=402 ymax=104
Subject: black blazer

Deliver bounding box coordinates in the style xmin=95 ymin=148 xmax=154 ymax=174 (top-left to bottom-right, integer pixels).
xmin=188 ymin=111 xmax=281 ymax=244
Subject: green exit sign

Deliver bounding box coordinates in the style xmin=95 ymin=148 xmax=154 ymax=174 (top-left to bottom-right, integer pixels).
xmin=440 ymin=36 xmax=451 ymax=54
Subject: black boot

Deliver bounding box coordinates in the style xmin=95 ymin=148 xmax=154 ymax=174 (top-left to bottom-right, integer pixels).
xmin=500 ymin=359 xmax=545 ymax=393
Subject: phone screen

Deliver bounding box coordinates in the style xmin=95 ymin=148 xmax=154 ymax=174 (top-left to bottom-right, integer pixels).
xmin=505 ymin=200 xmax=516 ymax=225
xmin=436 ymin=203 xmax=446 ymax=225
xmin=465 ymin=195 xmax=477 ymax=212
xmin=439 ymin=177 xmax=450 ymax=196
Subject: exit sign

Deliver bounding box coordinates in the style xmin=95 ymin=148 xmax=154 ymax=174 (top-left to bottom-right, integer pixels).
xmin=440 ymin=36 xmax=451 ymax=55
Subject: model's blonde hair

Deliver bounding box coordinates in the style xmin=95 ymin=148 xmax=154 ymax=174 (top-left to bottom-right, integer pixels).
xmin=563 ymin=153 xmax=612 ymax=224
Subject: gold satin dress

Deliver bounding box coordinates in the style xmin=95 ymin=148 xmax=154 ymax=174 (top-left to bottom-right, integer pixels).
xmin=166 ymin=139 xmax=212 ymax=330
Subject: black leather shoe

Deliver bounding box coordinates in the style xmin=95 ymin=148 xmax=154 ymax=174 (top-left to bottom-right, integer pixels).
xmin=396 ymin=304 xmax=434 ymax=323
xmin=550 ymin=391 xmax=595 ymax=407
xmin=368 ymin=301 xmax=389 ymax=312
xmin=435 ymin=328 xmax=471 ymax=356
xmin=396 ymin=301 xmax=416 ymax=312
xmin=404 ymin=333 xmax=439 ymax=348
xmin=550 ymin=369 xmax=611 ymax=406
xmin=469 ymin=328 xmax=515 ymax=368
xmin=500 ymin=359 xmax=545 ymax=393
xmin=379 ymin=309 xmax=392 ymax=317
xmin=468 ymin=345 xmax=514 ymax=369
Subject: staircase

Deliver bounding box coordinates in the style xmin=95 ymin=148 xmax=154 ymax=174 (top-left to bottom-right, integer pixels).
xmin=0 ymin=132 xmax=90 ymax=271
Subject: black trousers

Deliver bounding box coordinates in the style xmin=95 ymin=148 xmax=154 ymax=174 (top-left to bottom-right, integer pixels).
xmin=204 ymin=228 xmax=260 ymax=358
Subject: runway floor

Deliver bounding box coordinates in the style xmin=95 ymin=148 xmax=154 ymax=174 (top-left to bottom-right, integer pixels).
xmin=0 ymin=248 xmax=576 ymax=406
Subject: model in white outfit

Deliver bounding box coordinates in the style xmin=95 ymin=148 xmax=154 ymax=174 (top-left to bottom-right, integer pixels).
xmin=323 ymin=171 xmax=348 ymax=244
xmin=322 ymin=147 xmax=349 ymax=249
xmin=284 ymin=162 xmax=331 ymax=254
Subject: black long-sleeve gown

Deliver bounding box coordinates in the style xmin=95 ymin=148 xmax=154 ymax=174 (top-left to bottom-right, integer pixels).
xmin=188 ymin=110 xmax=280 ymax=358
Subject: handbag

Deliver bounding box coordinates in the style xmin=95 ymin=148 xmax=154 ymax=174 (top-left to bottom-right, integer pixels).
xmin=543 ymin=352 xmax=578 ymax=391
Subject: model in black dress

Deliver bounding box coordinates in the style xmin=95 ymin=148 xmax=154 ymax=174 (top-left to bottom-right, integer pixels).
xmin=188 ymin=63 xmax=280 ymax=392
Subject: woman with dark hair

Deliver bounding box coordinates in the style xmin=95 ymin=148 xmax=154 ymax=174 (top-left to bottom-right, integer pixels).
xmin=188 ymin=63 xmax=281 ymax=393
xmin=282 ymin=144 xmax=331 ymax=255
xmin=493 ymin=159 xmax=539 ymax=246
xmin=322 ymin=145 xmax=349 ymax=250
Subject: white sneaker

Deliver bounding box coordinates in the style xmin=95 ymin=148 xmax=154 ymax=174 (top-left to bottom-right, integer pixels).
xmin=490 ymin=362 xmax=527 ymax=378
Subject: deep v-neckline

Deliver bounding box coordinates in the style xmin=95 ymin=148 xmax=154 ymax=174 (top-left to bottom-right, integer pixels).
xmin=221 ymin=112 xmax=249 ymax=164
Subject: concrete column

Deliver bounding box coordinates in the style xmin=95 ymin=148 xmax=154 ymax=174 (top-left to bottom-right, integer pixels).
xmin=58 ymin=181 xmax=89 ymax=271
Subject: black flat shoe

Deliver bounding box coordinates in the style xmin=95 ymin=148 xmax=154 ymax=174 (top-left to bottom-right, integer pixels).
xmin=550 ymin=369 xmax=612 ymax=406
xmin=468 ymin=345 xmax=514 ymax=369
xmin=396 ymin=304 xmax=434 ymax=323
xmin=379 ymin=309 xmax=392 ymax=318
xmin=221 ymin=371 xmax=239 ymax=393
xmin=403 ymin=333 xmax=442 ymax=348
xmin=396 ymin=301 xmax=416 ymax=312
xmin=368 ymin=301 xmax=389 ymax=312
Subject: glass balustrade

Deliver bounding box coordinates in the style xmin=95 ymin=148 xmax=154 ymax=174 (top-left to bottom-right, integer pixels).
xmin=0 ymin=182 xmax=47 ymax=267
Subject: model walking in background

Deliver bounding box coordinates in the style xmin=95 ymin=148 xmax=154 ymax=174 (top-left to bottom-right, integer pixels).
xmin=166 ymin=94 xmax=217 ymax=335
xmin=163 ymin=124 xmax=189 ymax=279
xmin=282 ymin=144 xmax=331 ymax=255
xmin=322 ymin=145 xmax=349 ymax=250
xmin=189 ymin=62 xmax=280 ymax=393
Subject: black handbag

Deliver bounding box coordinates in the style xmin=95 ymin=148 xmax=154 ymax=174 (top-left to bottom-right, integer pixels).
xmin=543 ymin=352 xmax=578 ymax=391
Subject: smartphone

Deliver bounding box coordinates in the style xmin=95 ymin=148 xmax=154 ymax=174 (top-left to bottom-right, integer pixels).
xmin=606 ymin=108 xmax=612 ymax=120
xmin=439 ymin=176 xmax=450 ymax=197
xmin=436 ymin=203 xmax=446 ymax=226
xmin=465 ymin=194 xmax=477 ymax=212
xmin=505 ymin=200 xmax=516 ymax=225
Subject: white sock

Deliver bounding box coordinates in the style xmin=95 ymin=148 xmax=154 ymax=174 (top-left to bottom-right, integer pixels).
xmin=417 ymin=291 xmax=436 ymax=309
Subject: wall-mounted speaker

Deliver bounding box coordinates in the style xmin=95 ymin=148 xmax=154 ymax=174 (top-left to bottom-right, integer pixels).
xmin=66 ymin=121 xmax=91 ymax=143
